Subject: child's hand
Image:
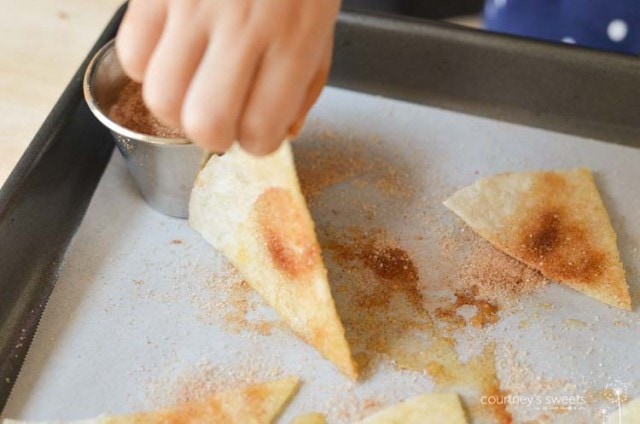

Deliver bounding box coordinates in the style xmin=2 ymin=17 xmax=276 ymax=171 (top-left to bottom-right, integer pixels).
xmin=116 ymin=0 xmax=340 ymax=154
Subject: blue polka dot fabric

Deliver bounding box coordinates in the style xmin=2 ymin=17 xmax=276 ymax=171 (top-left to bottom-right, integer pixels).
xmin=484 ymin=0 xmax=640 ymax=55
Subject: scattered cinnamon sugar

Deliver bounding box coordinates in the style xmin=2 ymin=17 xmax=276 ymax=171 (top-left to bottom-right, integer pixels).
xmin=293 ymin=129 xmax=411 ymax=202
xmin=221 ymin=279 xmax=252 ymax=328
xmin=466 ymin=300 xmax=499 ymax=328
xmin=324 ymin=228 xmax=422 ymax=312
xmin=434 ymin=306 xmax=466 ymax=330
xmin=185 ymin=265 xmax=280 ymax=336
xmin=215 ymin=276 xmax=280 ymax=336
xmin=495 ymin=344 xmax=573 ymax=399
xmin=294 ymin=137 xmax=372 ymax=200
xmin=425 ymin=220 xmax=548 ymax=337
xmin=108 ymin=80 xmax=186 ymax=138
xmin=440 ymin=223 xmax=548 ymax=306
xmin=372 ymin=166 xmax=409 ymax=199
xmin=360 ymin=398 xmax=384 ymax=416
xmin=362 ymin=246 xmax=418 ymax=283
xmin=147 ymin=360 xmax=285 ymax=407
xmin=320 ymin=226 xmax=513 ymax=423
xmin=436 ymin=289 xmax=499 ymax=329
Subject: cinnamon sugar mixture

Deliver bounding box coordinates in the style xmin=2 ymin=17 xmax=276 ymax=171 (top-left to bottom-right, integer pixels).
xmin=458 ymin=238 xmax=547 ymax=304
xmin=438 ymin=222 xmax=547 ymax=304
xmin=434 ymin=224 xmax=548 ymax=334
xmin=108 ymin=80 xmax=186 ymax=138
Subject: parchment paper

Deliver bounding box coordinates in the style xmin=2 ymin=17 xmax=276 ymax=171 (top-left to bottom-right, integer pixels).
xmin=4 ymin=87 xmax=640 ymax=423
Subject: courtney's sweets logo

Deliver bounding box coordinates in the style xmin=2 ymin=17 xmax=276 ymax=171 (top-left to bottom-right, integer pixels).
xmin=599 ymin=384 xmax=630 ymax=422
xmin=481 ymin=394 xmax=587 ymax=410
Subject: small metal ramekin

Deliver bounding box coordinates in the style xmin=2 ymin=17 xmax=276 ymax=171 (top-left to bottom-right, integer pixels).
xmin=83 ymin=39 xmax=209 ymax=219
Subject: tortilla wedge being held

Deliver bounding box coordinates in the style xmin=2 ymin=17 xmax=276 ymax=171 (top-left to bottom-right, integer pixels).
xmin=189 ymin=142 xmax=357 ymax=379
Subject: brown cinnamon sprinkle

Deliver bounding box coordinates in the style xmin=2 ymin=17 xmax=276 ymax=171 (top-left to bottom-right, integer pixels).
xmin=324 ymin=230 xmax=423 ymax=312
xmin=294 ymin=138 xmax=372 ymax=201
xmin=441 ymin=223 xmax=548 ymax=306
xmin=293 ymin=129 xmax=411 ymax=203
xmin=321 ymin=226 xmax=512 ymax=423
xmin=108 ymin=80 xmax=186 ymax=138
xmin=147 ymin=360 xmax=285 ymax=407
xmin=435 ymin=288 xmax=499 ymax=329
xmin=220 ymin=279 xmax=280 ymax=337
xmin=427 ymin=220 xmax=547 ymax=336
xmin=362 ymin=247 xmax=418 ymax=282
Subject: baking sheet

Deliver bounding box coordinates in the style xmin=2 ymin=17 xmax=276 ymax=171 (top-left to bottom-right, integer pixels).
xmin=3 ymin=87 xmax=640 ymax=423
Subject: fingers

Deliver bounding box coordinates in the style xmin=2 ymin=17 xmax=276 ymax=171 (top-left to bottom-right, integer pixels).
xmin=142 ymin=1 xmax=209 ymax=126
xmin=181 ymin=12 xmax=266 ymax=153
xmin=116 ymin=0 xmax=168 ymax=82
xmin=288 ymin=34 xmax=333 ymax=139
xmin=238 ymin=52 xmax=315 ymax=155
xmin=116 ymin=0 xmax=340 ymax=156
xmin=238 ymin=35 xmax=326 ymax=155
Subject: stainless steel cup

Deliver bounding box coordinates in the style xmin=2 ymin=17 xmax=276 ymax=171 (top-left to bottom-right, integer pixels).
xmin=83 ymin=39 xmax=208 ymax=219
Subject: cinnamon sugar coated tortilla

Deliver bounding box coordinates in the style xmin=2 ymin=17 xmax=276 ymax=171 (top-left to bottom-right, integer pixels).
xmin=444 ymin=168 xmax=631 ymax=309
xmin=189 ymin=142 xmax=357 ymax=379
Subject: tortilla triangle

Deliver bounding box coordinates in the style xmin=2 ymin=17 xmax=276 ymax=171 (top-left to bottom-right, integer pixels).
xmin=444 ymin=168 xmax=630 ymax=310
xmin=357 ymin=393 xmax=467 ymax=424
xmin=189 ymin=142 xmax=357 ymax=379
xmin=2 ymin=377 xmax=299 ymax=424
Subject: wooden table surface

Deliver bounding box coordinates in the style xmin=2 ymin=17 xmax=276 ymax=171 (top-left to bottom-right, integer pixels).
xmin=0 ymin=0 xmax=123 ymax=187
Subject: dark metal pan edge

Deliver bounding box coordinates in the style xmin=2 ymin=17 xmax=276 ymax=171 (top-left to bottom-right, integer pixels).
xmin=331 ymin=10 xmax=640 ymax=148
xmin=0 ymin=4 xmax=128 ymax=412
